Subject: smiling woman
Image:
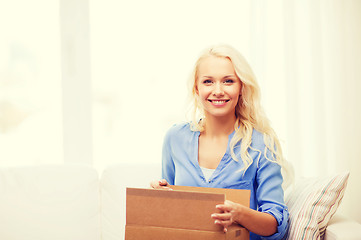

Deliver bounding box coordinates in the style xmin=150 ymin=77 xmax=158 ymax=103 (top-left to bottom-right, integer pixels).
xmin=150 ymin=44 xmax=290 ymax=240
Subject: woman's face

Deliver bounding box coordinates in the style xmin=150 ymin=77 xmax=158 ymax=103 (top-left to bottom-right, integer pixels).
xmin=196 ymin=56 xmax=241 ymax=119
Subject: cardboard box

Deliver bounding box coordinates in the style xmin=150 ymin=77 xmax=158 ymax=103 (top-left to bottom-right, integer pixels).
xmin=125 ymin=185 xmax=250 ymax=240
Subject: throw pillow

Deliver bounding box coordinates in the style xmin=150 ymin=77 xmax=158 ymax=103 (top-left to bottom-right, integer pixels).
xmin=285 ymin=171 xmax=350 ymax=240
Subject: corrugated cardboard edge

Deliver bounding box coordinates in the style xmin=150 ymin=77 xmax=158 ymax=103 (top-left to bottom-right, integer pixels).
xmin=125 ymin=225 xmax=249 ymax=240
xmin=170 ymin=185 xmax=251 ymax=208
xmin=127 ymin=187 xmax=225 ymax=201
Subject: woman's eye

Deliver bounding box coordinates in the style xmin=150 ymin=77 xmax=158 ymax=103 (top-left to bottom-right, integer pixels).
xmin=224 ymin=79 xmax=234 ymax=84
xmin=203 ymin=79 xmax=212 ymax=84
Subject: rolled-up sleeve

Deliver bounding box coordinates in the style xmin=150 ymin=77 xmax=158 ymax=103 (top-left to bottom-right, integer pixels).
xmin=256 ymin=153 xmax=289 ymax=240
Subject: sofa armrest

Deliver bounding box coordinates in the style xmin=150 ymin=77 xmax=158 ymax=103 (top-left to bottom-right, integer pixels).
xmin=325 ymin=214 xmax=361 ymax=240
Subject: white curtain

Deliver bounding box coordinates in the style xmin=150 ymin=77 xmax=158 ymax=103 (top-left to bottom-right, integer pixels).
xmin=253 ymin=0 xmax=361 ymax=221
xmin=275 ymin=0 xmax=361 ymax=221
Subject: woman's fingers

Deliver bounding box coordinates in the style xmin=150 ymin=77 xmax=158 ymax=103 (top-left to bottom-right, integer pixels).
xmin=215 ymin=200 xmax=236 ymax=213
xmin=214 ymin=219 xmax=232 ymax=226
xmin=212 ymin=200 xmax=240 ymax=232
xmin=149 ymin=179 xmax=172 ymax=190
xmin=213 ymin=217 xmax=233 ymax=233
xmin=158 ymin=179 xmax=168 ymax=186
xmin=211 ymin=212 xmax=232 ymax=221
xmin=215 ymin=204 xmax=232 ymax=212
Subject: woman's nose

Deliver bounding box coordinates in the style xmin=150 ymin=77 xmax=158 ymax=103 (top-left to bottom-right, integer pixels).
xmin=213 ymin=83 xmax=224 ymax=96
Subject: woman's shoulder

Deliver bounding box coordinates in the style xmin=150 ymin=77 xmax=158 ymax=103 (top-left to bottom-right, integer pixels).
xmin=167 ymin=121 xmax=191 ymax=132
xmin=250 ymin=128 xmax=279 ymax=163
xmin=250 ymin=128 xmax=266 ymax=149
xmin=251 ymin=128 xmax=264 ymax=141
xmin=164 ymin=122 xmax=194 ymax=138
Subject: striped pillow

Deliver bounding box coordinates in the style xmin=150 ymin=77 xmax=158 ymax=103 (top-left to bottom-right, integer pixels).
xmin=285 ymin=172 xmax=349 ymax=240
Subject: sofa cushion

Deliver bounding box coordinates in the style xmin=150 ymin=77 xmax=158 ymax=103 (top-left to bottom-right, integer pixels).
xmin=325 ymin=214 xmax=361 ymax=240
xmin=285 ymin=171 xmax=349 ymax=240
xmin=100 ymin=163 xmax=161 ymax=240
xmin=0 ymin=164 xmax=101 ymax=240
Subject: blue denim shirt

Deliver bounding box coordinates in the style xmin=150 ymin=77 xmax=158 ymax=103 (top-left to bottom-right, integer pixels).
xmin=162 ymin=122 xmax=289 ymax=240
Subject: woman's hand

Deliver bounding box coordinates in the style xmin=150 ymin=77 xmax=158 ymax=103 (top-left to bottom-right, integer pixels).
xmin=212 ymin=200 xmax=278 ymax=236
xmin=211 ymin=200 xmax=243 ymax=233
xmin=149 ymin=179 xmax=173 ymax=190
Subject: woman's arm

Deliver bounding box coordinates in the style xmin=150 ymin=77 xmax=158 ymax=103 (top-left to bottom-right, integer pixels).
xmin=211 ymin=200 xmax=278 ymax=236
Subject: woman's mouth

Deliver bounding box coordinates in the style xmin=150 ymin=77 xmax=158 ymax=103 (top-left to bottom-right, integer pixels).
xmin=208 ymin=99 xmax=230 ymax=106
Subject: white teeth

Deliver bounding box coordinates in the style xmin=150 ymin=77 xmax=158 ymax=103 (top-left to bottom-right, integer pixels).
xmin=212 ymin=100 xmax=226 ymax=104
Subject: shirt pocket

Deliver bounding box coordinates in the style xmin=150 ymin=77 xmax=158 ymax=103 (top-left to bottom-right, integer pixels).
xmin=221 ymin=180 xmax=252 ymax=190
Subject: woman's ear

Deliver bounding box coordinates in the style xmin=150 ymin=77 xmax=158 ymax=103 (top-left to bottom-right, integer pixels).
xmin=194 ymin=84 xmax=199 ymax=95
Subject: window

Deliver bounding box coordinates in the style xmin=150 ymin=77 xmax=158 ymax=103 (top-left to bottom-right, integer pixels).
xmin=0 ymin=1 xmax=63 ymax=166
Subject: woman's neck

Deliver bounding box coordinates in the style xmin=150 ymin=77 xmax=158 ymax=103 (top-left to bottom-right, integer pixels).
xmin=202 ymin=114 xmax=236 ymax=138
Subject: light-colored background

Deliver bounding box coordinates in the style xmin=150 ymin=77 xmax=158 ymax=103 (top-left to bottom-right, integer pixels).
xmin=1 ymin=0 xmax=360 ymax=223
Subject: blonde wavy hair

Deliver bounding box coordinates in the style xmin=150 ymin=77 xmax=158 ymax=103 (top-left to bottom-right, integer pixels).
xmin=187 ymin=44 xmax=292 ymax=186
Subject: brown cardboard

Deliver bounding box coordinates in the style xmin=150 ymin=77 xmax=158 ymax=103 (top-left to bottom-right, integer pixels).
xmin=125 ymin=225 xmax=248 ymax=240
xmin=170 ymin=185 xmax=250 ymax=208
xmin=125 ymin=186 xmax=250 ymax=240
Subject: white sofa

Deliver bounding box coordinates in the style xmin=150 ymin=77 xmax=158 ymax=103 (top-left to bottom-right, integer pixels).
xmin=0 ymin=163 xmax=360 ymax=240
